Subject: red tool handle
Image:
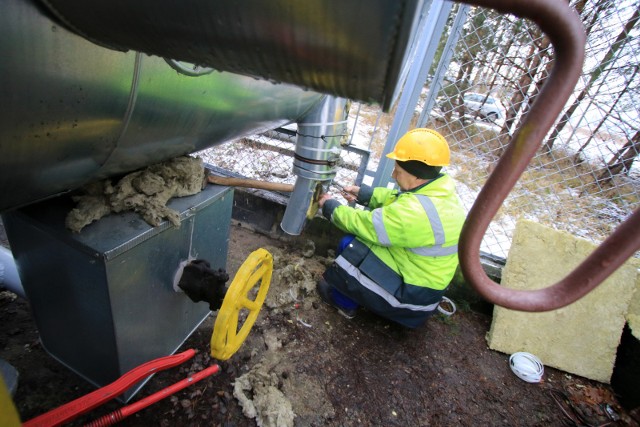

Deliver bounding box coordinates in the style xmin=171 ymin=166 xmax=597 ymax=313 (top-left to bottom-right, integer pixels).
xmin=84 ymin=364 xmax=220 ymax=427
xmin=24 ymin=349 xmax=196 ymax=427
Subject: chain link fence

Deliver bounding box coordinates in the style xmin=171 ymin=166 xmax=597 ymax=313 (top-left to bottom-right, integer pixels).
xmin=417 ymin=0 xmax=640 ymax=258
xmin=197 ymin=124 xmax=372 ymax=203
xmin=199 ymin=0 xmax=639 ymax=260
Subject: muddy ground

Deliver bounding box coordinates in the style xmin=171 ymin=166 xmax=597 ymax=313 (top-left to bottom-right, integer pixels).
xmin=1 ymin=220 xmax=639 ymax=427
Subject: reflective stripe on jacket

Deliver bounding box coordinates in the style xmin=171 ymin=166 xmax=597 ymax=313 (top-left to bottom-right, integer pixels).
xmin=326 ymin=173 xmax=466 ymax=295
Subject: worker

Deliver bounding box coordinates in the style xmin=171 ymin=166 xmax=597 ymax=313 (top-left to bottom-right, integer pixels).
xmin=316 ymin=128 xmax=466 ymax=328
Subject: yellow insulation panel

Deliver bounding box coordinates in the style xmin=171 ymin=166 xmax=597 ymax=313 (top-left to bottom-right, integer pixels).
xmin=486 ymin=220 xmax=639 ymax=383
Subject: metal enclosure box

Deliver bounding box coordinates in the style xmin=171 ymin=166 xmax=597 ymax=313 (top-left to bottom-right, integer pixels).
xmin=2 ymin=185 xmax=233 ymax=400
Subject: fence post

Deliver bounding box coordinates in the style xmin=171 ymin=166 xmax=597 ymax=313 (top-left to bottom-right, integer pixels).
xmin=372 ymin=0 xmax=454 ymax=188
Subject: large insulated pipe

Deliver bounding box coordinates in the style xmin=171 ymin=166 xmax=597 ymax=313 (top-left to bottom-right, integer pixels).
xmin=0 ymin=247 xmax=24 ymax=299
xmin=38 ymin=0 xmax=421 ymax=111
xmin=0 ymin=0 xmax=324 ymax=212
xmin=280 ymin=96 xmax=348 ymax=235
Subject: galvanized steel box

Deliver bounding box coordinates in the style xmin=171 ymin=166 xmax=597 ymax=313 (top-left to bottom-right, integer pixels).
xmin=2 ymin=185 xmax=233 ymax=400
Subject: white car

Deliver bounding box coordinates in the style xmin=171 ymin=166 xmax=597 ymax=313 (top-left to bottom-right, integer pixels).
xmin=463 ymin=93 xmax=505 ymax=122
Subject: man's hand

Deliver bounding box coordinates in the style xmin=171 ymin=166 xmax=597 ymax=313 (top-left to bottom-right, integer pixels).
xmin=341 ymin=185 xmax=360 ymax=203
xmin=319 ymin=185 xmax=359 ymax=207
xmin=318 ymin=192 xmax=333 ymax=208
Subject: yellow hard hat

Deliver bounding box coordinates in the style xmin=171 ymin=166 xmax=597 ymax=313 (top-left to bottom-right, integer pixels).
xmin=386 ymin=128 xmax=450 ymax=166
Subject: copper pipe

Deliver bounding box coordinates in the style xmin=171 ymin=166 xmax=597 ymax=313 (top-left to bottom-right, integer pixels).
xmin=457 ymin=0 xmax=640 ymax=311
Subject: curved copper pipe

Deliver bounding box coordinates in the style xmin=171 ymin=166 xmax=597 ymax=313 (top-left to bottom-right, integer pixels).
xmin=457 ymin=0 xmax=640 ymax=311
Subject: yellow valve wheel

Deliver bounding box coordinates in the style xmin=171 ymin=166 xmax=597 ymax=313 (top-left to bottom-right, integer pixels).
xmin=211 ymin=248 xmax=273 ymax=360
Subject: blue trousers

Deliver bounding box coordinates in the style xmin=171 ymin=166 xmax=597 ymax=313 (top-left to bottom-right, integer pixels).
xmin=331 ymin=235 xmax=359 ymax=310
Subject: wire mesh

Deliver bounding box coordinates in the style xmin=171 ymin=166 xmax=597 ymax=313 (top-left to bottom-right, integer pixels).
xmin=196 ymin=126 xmax=371 ymax=197
xmin=417 ymin=0 xmax=640 ymax=258
xmin=199 ymin=0 xmax=639 ymax=260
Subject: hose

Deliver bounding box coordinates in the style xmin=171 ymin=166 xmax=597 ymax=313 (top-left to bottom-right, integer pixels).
xmin=509 ymin=352 xmax=544 ymax=383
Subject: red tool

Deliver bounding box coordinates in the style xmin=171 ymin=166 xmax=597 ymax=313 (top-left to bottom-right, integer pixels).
xmin=24 ymin=349 xmax=219 ymax=427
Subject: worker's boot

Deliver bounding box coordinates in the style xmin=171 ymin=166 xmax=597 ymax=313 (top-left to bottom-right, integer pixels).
xmin=316 ymin=279 xmax=358 ymax=319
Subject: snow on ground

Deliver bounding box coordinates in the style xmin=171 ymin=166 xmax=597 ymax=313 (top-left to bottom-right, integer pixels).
xmin=200 ymin=101 xmax=637 ymax=262
xmin=199 ymin=104 xmax=528 ymax=259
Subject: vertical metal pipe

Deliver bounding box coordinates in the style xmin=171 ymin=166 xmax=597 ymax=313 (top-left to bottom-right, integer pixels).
xmin=280 ymin=177 xmax=320 ymax=235
xmin=280 ymin=96 xmax=348 ymax=235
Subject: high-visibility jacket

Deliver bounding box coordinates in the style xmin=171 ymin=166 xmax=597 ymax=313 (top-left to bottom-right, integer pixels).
xmin=322 ymin=173 xmax=466 ymax=327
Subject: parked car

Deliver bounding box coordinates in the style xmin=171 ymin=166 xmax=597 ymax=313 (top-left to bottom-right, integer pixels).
xmin=463 ymin=92 xmax=505 ymax=122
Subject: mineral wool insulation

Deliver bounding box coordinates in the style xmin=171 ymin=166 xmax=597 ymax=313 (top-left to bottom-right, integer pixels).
xmin=65 ymin=156 xmax=205 ymax=232
xmin=486 ymin=219 xmax=639 ymax=384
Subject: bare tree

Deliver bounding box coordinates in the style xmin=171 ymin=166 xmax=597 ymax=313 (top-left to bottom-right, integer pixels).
xmin=543 ymin=4 xmax=639 ymax=153
xmin=574 ymin=64 xmax=639 ymax=163
xmin=440 ymin=7 xmax=501 ymax=122
xmin=521 ymin=0 xmax=596 ymax=130
xmin=500 ymin=28 xmax=551 ymax=139
xmin=597 ymin=130 xmax=640 ymax=183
